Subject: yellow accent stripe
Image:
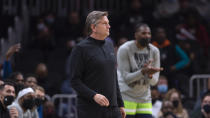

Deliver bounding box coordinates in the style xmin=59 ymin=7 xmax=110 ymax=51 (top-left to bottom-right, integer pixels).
xmin=136 ymin=110 xmax=152 ymax=114
xmin=137 ymin=103 xmax=152 ymax=109
xmin=124 ymin=100 xmax=137 ymax=109
xmin=124 ymin=100 xmax=152 ymax=115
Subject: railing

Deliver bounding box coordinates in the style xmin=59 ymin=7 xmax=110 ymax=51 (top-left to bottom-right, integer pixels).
xmin=52 ymin=94 xmax=77 ymax=118
xmin=189 ymin=74 xmax=210 ymax=100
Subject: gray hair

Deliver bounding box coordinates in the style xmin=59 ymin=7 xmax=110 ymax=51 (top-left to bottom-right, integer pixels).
xmin=85 ymin=11 xmax=108 ymax=35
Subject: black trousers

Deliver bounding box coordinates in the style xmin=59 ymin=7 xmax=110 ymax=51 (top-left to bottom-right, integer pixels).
xmin=77 ymin=105 xmax=122 ymax=118
xmin=126 ymin=114 xmax=153 ymax=118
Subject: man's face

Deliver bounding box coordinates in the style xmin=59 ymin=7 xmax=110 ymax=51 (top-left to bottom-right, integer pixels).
xmin=162 ymin=101 xmax=174 ymax=113
xmin=1 ymin=85 xmax=15 ymax=100
xmin=170 ymin=92 xmax=179 ymax=101
xmin=202 ymin=96 xmax=210 ymax=107
xmin=155 ymin=28 xmax=166 ymax=43
xmin=35 ymin=89 xmax=45 ymax=100
xmin=135 ymin=26 xmax=151 ymax=47
xmin=16 ymin=74 xmax=24 ymax=84
xmin=92 ymin=16 xmax=110 ymax=38
xmin=25 ymin=77 xmax=37 ymax=87
xmin=151 ymin=89 xmax=159 ymax=100
xmin=158 ymin=77 xmax=168 ymax=85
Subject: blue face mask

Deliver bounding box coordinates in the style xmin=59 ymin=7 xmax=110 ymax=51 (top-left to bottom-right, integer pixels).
xmin=157 ymin=85 xmax=168 ymax=93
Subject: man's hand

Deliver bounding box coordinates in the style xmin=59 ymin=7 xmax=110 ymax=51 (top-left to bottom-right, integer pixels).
xmin=120 ymin=107 xmax=126 ymax=118
xmin=93 ymin=94 xmax=109 ymax=107
xmin=6 ymin=43 xmax=21 ymax=61
xmin=141 ymin=60 xmax=163 ymax=78
xmin=142 ymin=67 xmax=163 ymax=76
xmin=9 ymin=107 xmax=18 ymax=118
xmin=201 ymin=108 xmax=210 ymax=118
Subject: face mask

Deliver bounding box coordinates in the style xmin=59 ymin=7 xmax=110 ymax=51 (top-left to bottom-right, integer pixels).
xmin=164 ymin=112 xmax=176 ymax=118
xmin=22 ymin=98 xmax=35 ymax=110
xmin=203 ymin=104 xmax=210 ymax=113
xmin=35 ymin=98 xmax=44 ymax=107
xmin=172 ymin=100 xmax=179 ymax=108
xmin=138 ymin=38 xmax=150 ymax=47
xmin=3 ymin=95 xmax=15 ymax=106
xmin=157 ymin=85 xmax=168 ymax=93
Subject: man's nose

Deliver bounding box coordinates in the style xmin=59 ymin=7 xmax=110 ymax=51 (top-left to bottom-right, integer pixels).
xmin=145 ymin=34 xmax=151 ymax=38
xmin=107 ymin=24 xmax=110 ymax=28
xmin=9 ymin=92 xmax=15 ymax=97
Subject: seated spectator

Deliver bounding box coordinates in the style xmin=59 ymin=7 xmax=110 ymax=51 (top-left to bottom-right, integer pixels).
xmin=201 ymin=93 xmax=210 ymax=118
xmin=8 ymin=72 xmax=25 ymax=96
xmin=158 ymin=100 xmax=177 ymax=118
xmin=165 ymin=88 xmax=189 ymax=118
xmin=24 ymin=74 xmax=38 ymax=88
xmin=8 ymin=87 xmax=38 ymax=118
xmin=152 ymin=87 xmax=162 ymax=118
xmin=34 ymin=85 xmax=45 ymax=118
xmin=43 ymin=101 xmax=58 ymax=118
xmin=8 ymin=72 xmax=24 ymax=84
xmin=157 ymin=75 xmax=169 ymax=100
xmin=0 ymin=82 xmax=18 ymax=118
xmin=192 ymin=92 xmax=210 ymax=118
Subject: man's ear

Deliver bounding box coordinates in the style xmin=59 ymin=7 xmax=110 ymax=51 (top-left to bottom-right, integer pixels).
xmin=91 ymin=24 xmax=96 ymax=33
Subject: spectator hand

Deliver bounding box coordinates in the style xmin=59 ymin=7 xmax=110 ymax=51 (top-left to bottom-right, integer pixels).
xmin=6 ymin=43 xmax=21 ymax=61
xmin=9 ymin=107 xmax=18 ymax=118
xmin=93 ymin=94 xmax=109 ymax=107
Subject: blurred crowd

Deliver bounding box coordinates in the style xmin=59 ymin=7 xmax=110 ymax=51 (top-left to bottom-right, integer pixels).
xmin=0 ymin=0 xmax=210 ymax=118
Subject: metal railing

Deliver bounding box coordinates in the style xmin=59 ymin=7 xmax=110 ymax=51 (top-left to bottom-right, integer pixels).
xmin=52 ymin=94 xmax=77 ymax=118
xmin=189 ymin=74 xmax=210 ymax=99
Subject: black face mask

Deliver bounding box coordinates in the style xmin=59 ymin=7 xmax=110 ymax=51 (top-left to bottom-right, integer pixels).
xmin=138 ymin=38 xmax=150 ymax=47
xmin=172 ymin=100 xmax=179 ymax=108
xmin=203 ymin=104 xmax=210 ymax=113
xmin=3 ymin=95 xmax=15 ymax=106
xmin=164 ymin=112 xmax=176 ymax=118
xmin=35 ymin=98 xmax=44 ymax=107
xmin=22 ymin=98 xmax=35 ymax=110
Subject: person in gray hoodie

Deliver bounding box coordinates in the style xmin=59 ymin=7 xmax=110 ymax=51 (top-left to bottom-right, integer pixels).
xmin=117 ymin=23 xmax=163 ymax=118
xmin=8 ymin=87 xmax=39 ymax=118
